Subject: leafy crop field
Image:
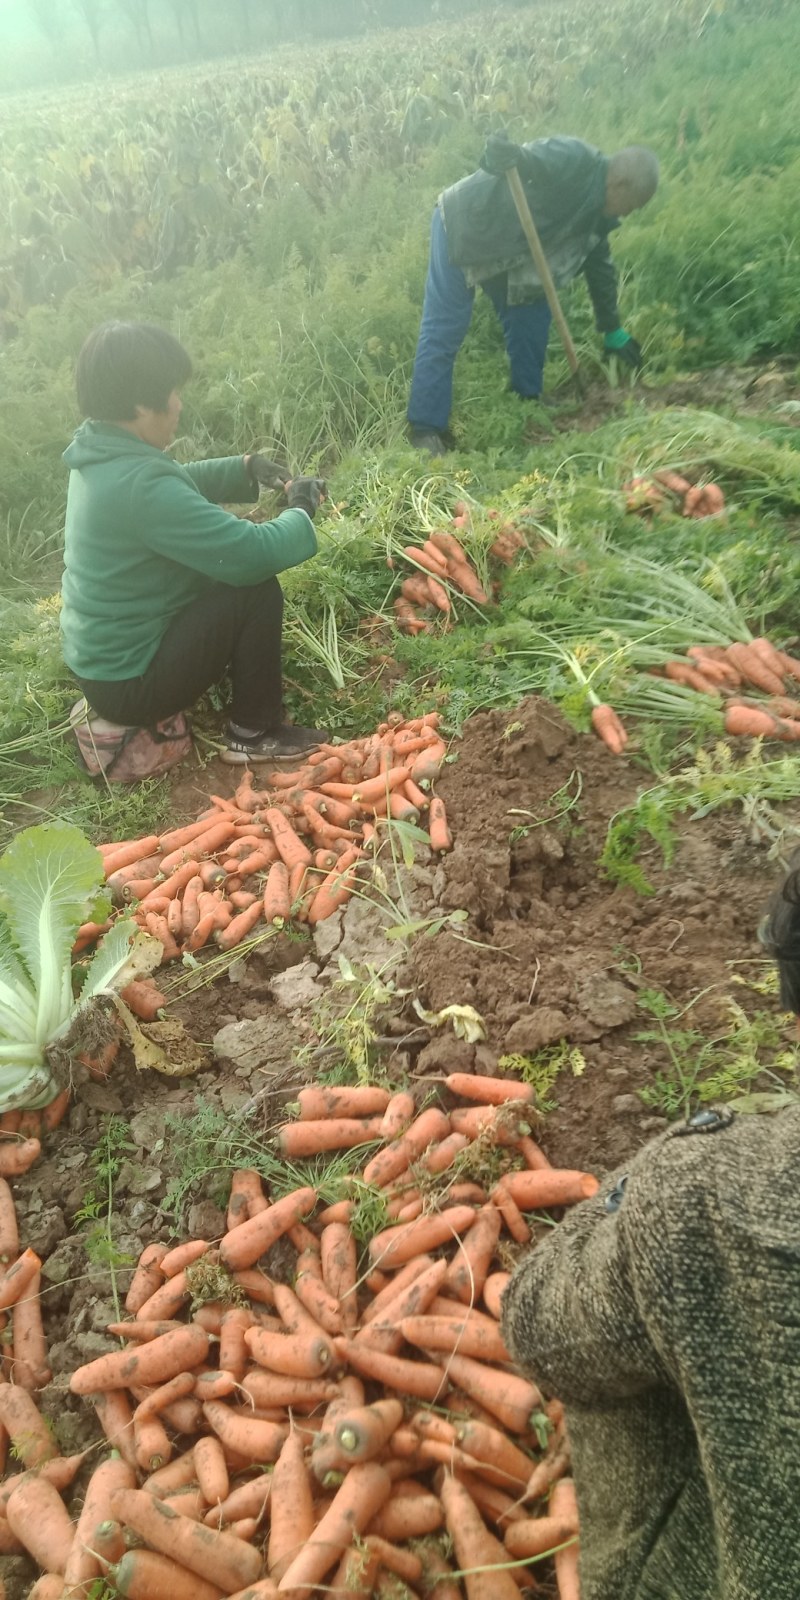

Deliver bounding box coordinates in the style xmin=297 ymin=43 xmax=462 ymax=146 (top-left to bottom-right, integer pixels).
xmin=2 ymin=0 xmax=800 ymax=1592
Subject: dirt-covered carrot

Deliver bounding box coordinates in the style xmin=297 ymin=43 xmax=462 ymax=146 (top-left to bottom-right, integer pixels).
xmin=263 ymin=808 xmax=313 ymax=870
xmin=0 ymin=1245 xmax=42 ymax=1308
xmin=267 ymin=1428 xmax=315 ymax=1580
xmin=218 ymin=1307 xmax=252 ymax=1383
xmin=379 ymin=1091 xmax=416 ymax=1141
xmin=134 ymin=1267 xmax=190 ymax=1322
xmin=201 ymin=1401 xmax=287 ymax=1463
xmin=29 ymin=1578 xmax=69 ymax=1600
xmin=440 ymin=1473 xmax=520 ymax=1600
xmin=428 ymin=1351 xmax=541 ymax=1433
xmin=305 ymin=851 xmax=361 ymax=925
xmin=276 ymin=1116 xmax=384 ymax=1158
xmin=336 ymin=1338 xmax=449 ymax=1402
xmin=242 ymin=1374 xmax=339 ymax=1414
xmin=549 ymin=1479 xmax=580 ymax=1599
xmin=319 ymin=1222 xmax=358 ymax=1331
xmin=363 ymin=1106 xmax=451 ymax=1188
xmin=70 ymin=1323 xmax=209 ymax=1394
xmin=11 ymin=1269 xmax=50 ymax=1391
xmin=370 ymin=1485 xmax=444 ymax=1540
xmin=216 ymin=900 xmax=264 ymax=951
xmin=0 ymin=1142 xmax=41 ymax=1180
xmin=501 ymin=1169 xmax=600 ymax=1209
xmin=5 ymin=1473 xmax=76 ymax=1574
xmin=193 ymin=1436 xmax=229 ymax=1509
xmin=724 ymin=703 xmax=784 ymax=739
xmin=423 ymin=796 xmax=451 ymax=853
xmin=220 ymin=1186 xmax=317 ymax=1272
xmin=0 ymin=1179 xmax=18 ymax=1266
xmin=333 ymin=1397 xmax=403 ymax=1462
xmin=446 ymin=1072 xmax=533 ymax=1106
xmin=119 ymin=978 xmax=167 ymax=1022
xmin=203 ymin=1473 xmax=272 ymax=1531
xmin=368 ymin=1203 xmax=477 ymax=1270
xmin=590 ymin=703 xmax=628 ymax=753
xmin=725 ymin=642 xmax=785 ymax=695
xmin=491 ymin=1179 xmax=531 ymax=1245
xmin=111 ymin=1547 xmax=228 ymax=1599
xmin=111 ymin=1486 xmax=263 ymax=1591
xmin=297 ymin=1085 xmax=391 ymax=1121
xmin=100 ymin=835 xmax=161 ymax=877
xmin=133 ymin=1411 xmax=172 ymax=1473
xmin=277 ymin=1461 xmax=392 ymax=1596
xmin=161 ymin=1238 xmax=209 ymax=1277
xmin=63 ymin=1452 xmax=137 ymax=1595
xmin=91 ymin=1390 xmax=137 ymax=1468
xmin=401 ymin=1313 xmax=509 ymax=1365
xmin=245 ymin=1323 xmax=334 ymax=1380
xmin=504 ymin=1511 xmax=577 ymax=1559
xmin=410 ymin=739 xmax=447 ymax=783
xmin=226 ymin=1169 xmax=266 ymax=1229
xmin=443 ymin=1203 xmax=501 ymax=1304
xmin=482 ymin=1271 xmax=510 ymax=1322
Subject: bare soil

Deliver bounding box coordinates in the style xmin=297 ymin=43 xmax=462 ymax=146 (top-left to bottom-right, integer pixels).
xmin=0 ymin=695 xmax=793 ymax=1595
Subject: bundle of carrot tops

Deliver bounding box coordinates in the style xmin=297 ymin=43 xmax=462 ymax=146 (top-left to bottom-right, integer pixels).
xmin=78 ymin=714 xmax=453 ymax=967
xmin=391 ymin=505 xmax=526 ymax=636
xmin=0 ymin=1072 xmax=593 ymax=1600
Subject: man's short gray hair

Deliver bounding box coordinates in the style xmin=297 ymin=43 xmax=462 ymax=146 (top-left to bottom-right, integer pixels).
xmin=608 ymin=146 xmax=660 ymax=204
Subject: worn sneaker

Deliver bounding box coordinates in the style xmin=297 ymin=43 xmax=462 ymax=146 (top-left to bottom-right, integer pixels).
xmin=409 ymin=426 xmax=447 ymax=456
xmin=221 ymin=723 xmax=328 ymax=765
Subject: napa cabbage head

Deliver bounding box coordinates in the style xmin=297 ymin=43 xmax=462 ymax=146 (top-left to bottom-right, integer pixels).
xmin=0 ymin=821 xmax=159 ymax=1111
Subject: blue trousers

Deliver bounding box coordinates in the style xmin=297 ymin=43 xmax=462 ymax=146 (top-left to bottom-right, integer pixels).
xmin=407 ymin=206 xmax=552 ymax=432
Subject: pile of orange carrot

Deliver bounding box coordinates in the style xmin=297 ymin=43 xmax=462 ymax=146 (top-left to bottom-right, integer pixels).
xmin=651 ymin=637 xmax=800 ymax=743
xmin=391 ymin=502 xmax=528 ymax=636
xmin=3 ymin=1071 xmax=592 ymax=1598
xmin=624 ymin=470 xmax=726 ymax=519
xmin=78 ymin=713 xmax=454 ymax=967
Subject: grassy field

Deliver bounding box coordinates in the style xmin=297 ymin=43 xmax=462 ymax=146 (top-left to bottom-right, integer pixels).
xmin=1 ymin=0 xmax=800 ymax=848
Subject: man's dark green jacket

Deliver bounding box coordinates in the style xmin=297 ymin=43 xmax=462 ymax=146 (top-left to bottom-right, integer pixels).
xmin=440 ymin=135 xmax=620 ymax=324
xmin=60 ymin=422 xmax=317 ymax=681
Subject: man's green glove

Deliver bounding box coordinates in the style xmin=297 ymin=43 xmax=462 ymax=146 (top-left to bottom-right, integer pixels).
xmin=604 ymin=329 xmax=643 ymax=370
xmin=480 ymin=133 xmax=529 ymax=176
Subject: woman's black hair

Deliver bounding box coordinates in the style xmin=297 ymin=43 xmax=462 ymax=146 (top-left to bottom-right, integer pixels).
xmin=76 ymin=321 xmax=192 ymax=421
xmin=758 ymin=857 xmax=800 ymax=1013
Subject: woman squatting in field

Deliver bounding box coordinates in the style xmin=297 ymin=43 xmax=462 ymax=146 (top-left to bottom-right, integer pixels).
xmin=60 ymin=320 xmax=327 ymax=765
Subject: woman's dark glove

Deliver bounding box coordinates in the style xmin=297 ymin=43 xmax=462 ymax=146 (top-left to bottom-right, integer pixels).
xmin=603 ymin=330 xmax=644 ymax=370
xmin=247 ymin=453 xmax=291 ymax=490
xmin=286 ymin=477 xmax=327 ymax=518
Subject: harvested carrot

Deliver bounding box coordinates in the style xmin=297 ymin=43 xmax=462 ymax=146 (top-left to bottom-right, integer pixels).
xmin=268 ymin=1428 xmax=315 ymax=1579
xmin=379 ymin=1091 xmax=416 ymax=1141
xmin=336 ymin=1338 xmax=448 ymax=1403
xmin=590 ymin=703 xmax=628 ymax=754
xmin=370 ymin=1486 xmax=444 ymax=1541
xmin=501 ymin=1168 xmax=600 ymax=1209
xmin=363 ymin=1106 xmax=451 ymax=1188
xmin=401 ymin=1313 xmax=509 ymax=1365
xmin=440 ymin=1474 xmax=520 ymax=1600
xmin=70 ymin=1323 xmax=210 ymax=1394
xmin=11 ymin=1268 xmax=51 ymax=1390
xmin=92 ymin=1389 xmax=137 ymax=1468
xmin=263 ymin=808 xmax=313 ymax=870
xmin=444 ymin=1203 xmax=501 ymax=1304
xmin=161 ymin=1238 xmax=209 ymax=1277
xmin=428 ymin=797 xmax=452 ymax=851
xmin=277 ymin=1117 xmax=384 ymax=1158
xmin=549 ymin=1479 xmax=580 ymax=1599
xmin=220 ymin=1186 xmax=318 ymax=1272
xmin=428 ymin=1352 xmax=541 ymax=1434
xmin=100 ymin=835 xmax=161 ymax=876
xmin=0 ymin=1179 xmax=18 ymax=1265
xmin=63 ymin=1452 xmax=137 ymax=1595
xmin=277 ymin=1461 xmax=392 ymax=1595
xmin=112 ymin=1548 xmax=227 ymax=1600
xmin=724 ymin=703 xmax=784 ymax=739
xmin=6 ymin=1473 xmax=76 ymax=1573
xmin=297 ymin=1085 xmax=391 ymax=1121
xmin=482 ymin=1271 xmax=510 ymax=1321
xmin=334 ymin=1397 xmax=403 ymax=1462
xmin=134 ymin=1268 xmax=190 ymax=1321
xmin=0 ymin=1245 xmax=42 ymax=1308
xmin=319 ymin=1222 xmax=358 ymax=1331
xmin=491 ymin=1179 xmax=531 ymax=1245
xmin=110 ymin=1487 xmax=263 ymax=1591
xmin=504 ymin=1512 xmax=577 ymax=1558
xmin=0 ymin=1141 xmax=41 ymax=1179
xmin=368 ymin=1203 xmax=477 ymax=1270
xmin=726 ymin=642 xmax=785 ymax=696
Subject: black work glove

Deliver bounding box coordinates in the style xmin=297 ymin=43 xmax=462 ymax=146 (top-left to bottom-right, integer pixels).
xmin=480 ymin=133 xmax=528 ymax=176
xmin=286 ymin=477 xmax=327 ymax=519
xmin=247 ymin=453 xmax=291 ymax=491
xmin=603 ymin=330 xmax=644 ymax=370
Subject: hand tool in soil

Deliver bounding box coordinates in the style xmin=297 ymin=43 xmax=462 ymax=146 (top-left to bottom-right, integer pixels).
xmin=504 ymin=164 xmax=584 ymax=398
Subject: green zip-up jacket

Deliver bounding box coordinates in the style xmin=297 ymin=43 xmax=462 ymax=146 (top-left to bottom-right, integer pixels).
xmin=60 ymin=422 xmax=317 ymax=681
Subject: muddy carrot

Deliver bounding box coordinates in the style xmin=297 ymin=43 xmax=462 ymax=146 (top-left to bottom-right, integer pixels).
xmin=482 ymin=1271 xmax=510 ymax=1321
xmin=297 ymin=1085 xmax=391 ymax=1120
xmin=306 ymin=852 xmax=361 ymax=924
xmin=245 ymin=1323 xmax=334 ymax=1380
xmin=242 ymin=1372 xmax=340 ymax=1410
xmin=5 ymin=1474 xmax=76 ymax=1574
xmin=112 ymin=1486 xmax=264 ymax=1591
xmin=11 ymin=1269 xmax=50 ymax=1390
xmin=320 ymin=1223 xmax=358 ymax=1330
xmin=501 ymin=1169 xmax=599 ymax=1209
xmin=263 ymin=808 xmax=313 ymax=870
xmin=194 ymin=1370 xmax=238 ymax=1402
xmin=277 ymin=1461 xmax=392 ymax=1595
xmin=724 ymin=703 xmax=784 ymax=739
xmin=363 ymin=1106 xmax=451 ymax=1188
xmin=491 ymin=1179 xmax=531 ymax=1245
xmin=379 ymin=1091 xmax=416 ymax=1141
xmin=0 ymin=1180 xmax=18 ymax=1266
xmin=29 ymin=1579 xmax=69 ymax=1600
xmin=370 ymin=1486 xmax=444 ymax=1540
xmin=267 ymin=1428 xmax=315 ymax=1580
xmin=92 ymin=1391 xmax=137 ymax=1468
xmin=220 ymin=1186 xmax=317 ymax=1272
xmin=368 ymin=1203 xmax=477 ymax=1271
xmin=113 ymin=1549 xmax=227 ymax=1599
xmin=215 ymin=900 xmax=264 ymax=951
xmin=336 ymin=1338 xmax=448 ymax=1402
xmin=204 ymin=1473 xmax=271 ymax=1530
xmin=549 ymin=1479 xmax=580 ymax=1599
xmin=277 ymin=1116 xmax=384 ymax=1158
xmin=218 ymin=1307 xmax=252 ymax=1383
xmin=446 ymin=1072 xmax=533 ymax=1105
xmin=0 ymin=1245 xmax=42 ymax=1308
xmin=590 ymin=703 xmax=628 ymax=753
xmin=161 ymin=1238 xmax=209 ymax=1277
xmin=0 ymin=1142 xmax=41 ymax=1179
xmin=63 ymin=1452 xmax=137 ymax=1595
xmin=410 ymin=739 xmax=447 ymax=783
xmin=193 ymin=1436 xmax=229 ymax=1509
xmin=100 ymin=836 xmax=162 ymax=876
xmin=726 ymin=642 xmax=785 ymax=695
xmin=334 ymin=1398 xmax=403 ymax=1462
xmin=138 ymin=859 xmax=206 ymax=913
xmin=70 ymin=1323 xmax=209 ymax=1394
xmin=428 ymin=796 xmax=452 ymax=851
xmin=202 ymin=1401 xmax=287 ymax=1462
xmin=226 ymin=1169 xmax=267 ymax=1229
xmin=401 ymin=1314 xmax=509 ymax=1365
xmin=429 ymin=1351 xmax=541 ymax=1433
xmin=504 ymin=1512 xmax=577 ymax=1560
xmin=440 ymin=1474 xmax=520 ymax=1600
